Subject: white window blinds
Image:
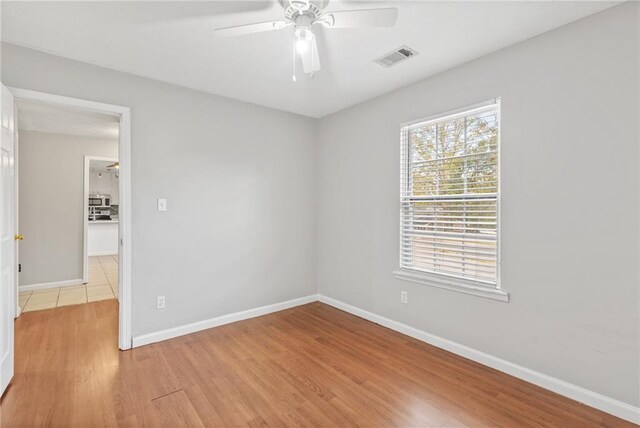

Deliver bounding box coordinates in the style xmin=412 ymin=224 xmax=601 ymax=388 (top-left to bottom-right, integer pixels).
xmin=400 ymin=100 xmax=500 ymax=286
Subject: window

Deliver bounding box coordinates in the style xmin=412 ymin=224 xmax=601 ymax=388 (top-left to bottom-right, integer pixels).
xmin=396 ymin=99 xmax=507 ymax=301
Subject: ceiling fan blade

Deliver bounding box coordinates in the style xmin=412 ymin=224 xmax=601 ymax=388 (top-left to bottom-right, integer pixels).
xmin=321 ymin=8 xmax=398 ymax=28
xmin=311 ymin=36 xmax=321 ymax=72
xmin=300 ymin=44 xmax=312 ymax=74
xmin=300 ymin=35 xmax=321 ymax=74
xmin=214 ymin=20 xmax=290 ymax=37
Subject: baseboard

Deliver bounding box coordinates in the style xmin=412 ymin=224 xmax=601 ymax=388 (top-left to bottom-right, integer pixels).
xmin=318 ymin=294 xmax=640 ymax=425
xmin=20 ymin=278 xmax=84 ymax=292
xmin=132 ymin=294 xmax=319 ymax=348
xmin=88 ymin=251 xmax=118 ymax=257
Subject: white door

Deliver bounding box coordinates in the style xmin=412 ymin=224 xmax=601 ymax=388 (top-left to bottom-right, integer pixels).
xmin=0 ymin=84 xmax=16 ymax=396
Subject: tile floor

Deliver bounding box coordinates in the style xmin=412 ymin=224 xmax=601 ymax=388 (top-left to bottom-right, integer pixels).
xmin=19 ymin=255 xmax=118 ymax=313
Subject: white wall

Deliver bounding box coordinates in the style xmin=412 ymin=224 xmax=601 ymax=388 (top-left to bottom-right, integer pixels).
xmin=317 ymin=3 xmax=639 ymax=408
xmin=18 ymin=130 xmax=118 ymax=285
xmin=2 ymin=44 xmax=318 ymax=336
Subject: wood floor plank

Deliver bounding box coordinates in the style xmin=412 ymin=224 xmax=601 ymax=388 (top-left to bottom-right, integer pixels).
xmin=151 ymin=389 xmax=205 ymax=428
xmin=0 ymin=300 xmax=636 ymax=427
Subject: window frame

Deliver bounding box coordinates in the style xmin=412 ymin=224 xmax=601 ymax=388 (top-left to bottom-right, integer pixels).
xmin=393 ymin=99 xmax=509 ymax=302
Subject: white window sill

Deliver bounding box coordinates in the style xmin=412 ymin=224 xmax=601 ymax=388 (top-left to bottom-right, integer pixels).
xmin=393 ymin=269 xmax=509 ymax=303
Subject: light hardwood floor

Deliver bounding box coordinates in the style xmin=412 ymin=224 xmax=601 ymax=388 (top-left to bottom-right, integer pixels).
xmin=0 ymin=301 xmax=635 ymax=427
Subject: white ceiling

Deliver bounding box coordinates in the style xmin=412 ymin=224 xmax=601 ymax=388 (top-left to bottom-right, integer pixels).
xmin=91 ymin=160 xmax=118 ymax=176
xmin=17 ymin=100 xmax=119 ymax=139
xmin=2 ymin=1 xmax=619 ymax=118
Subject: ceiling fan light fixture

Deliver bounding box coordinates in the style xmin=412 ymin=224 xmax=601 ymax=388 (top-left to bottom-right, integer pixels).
xmin=295 ymin=38 xmax=309 ymax=54
xmin=294 ymin=27 xmax=314 ymax=54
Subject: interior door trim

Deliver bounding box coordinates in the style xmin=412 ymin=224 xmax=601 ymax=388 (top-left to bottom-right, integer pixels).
xmin=9 ymin=87 xmax=133 ymax=351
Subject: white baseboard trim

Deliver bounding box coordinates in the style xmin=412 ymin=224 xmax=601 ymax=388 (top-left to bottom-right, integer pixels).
xmin=318 ymin=294 xmax=640 ymax=425
xmin=132 ymin=294 xmax=319 ymax=348
xmin=20 ymin=278 xmax=84 ymax=292
xmin=88 ymin=251 xmax=118 ymax=257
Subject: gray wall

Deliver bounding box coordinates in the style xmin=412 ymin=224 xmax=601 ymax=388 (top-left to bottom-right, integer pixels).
xmin=2 ymin=44 xmax=318 ymax=336
xmin=18 ymin=131 xmax=118 ymax=285
xmin=317 ymin=3 xmax=639 ymax=407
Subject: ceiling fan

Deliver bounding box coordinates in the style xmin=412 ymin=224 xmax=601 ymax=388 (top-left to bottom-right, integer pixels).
xmin=106 ymin=162 xmax=119 ymax=178
xmin=214 ymin=0 xmax=398 ymax=78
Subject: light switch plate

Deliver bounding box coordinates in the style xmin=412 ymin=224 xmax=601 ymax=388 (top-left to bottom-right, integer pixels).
xmin=157 ymin=198 xmax=167 ymax=212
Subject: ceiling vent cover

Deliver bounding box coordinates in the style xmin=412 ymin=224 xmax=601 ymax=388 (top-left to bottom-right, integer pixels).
xmin=374 ymin=46 xmax=418 ymax=67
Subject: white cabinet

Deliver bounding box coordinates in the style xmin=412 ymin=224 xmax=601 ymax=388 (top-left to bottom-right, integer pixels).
xmin=88 ymin=221 xmax=118 ymax=256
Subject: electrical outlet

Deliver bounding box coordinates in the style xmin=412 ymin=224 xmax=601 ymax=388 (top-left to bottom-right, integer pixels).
xmin=156 ymin=296 xmax=166 ymax=309
xmin=157 ymin=198 xmax=167 ymax=212
xmin=400 ymin=291 xmax=408 ymax=304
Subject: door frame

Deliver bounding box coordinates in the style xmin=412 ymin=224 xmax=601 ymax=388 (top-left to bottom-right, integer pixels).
xmin=10 ymin=87 xmax=132 ymax=350
xmin=83 ymin=155 xmax=119 ymax=283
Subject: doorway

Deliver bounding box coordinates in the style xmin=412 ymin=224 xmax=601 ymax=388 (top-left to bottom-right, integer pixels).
xmin=8 ymin=88 xmax=131 ymax=351
xmin=83 ymin=156 xmax=120 ymax=294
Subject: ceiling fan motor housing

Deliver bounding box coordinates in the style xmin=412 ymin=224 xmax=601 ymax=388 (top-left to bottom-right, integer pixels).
xmin=282 ymin=0 xmax=326 ymax=21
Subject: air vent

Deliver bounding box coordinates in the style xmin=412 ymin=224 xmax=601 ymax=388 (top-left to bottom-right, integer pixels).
xmin=374 ymin=46 xmax=418 ymax=68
